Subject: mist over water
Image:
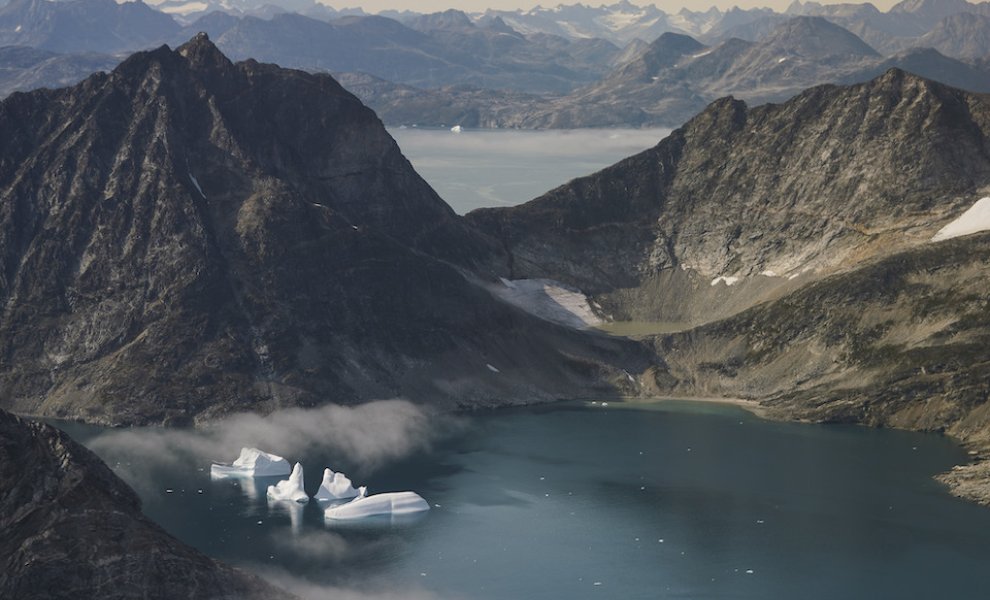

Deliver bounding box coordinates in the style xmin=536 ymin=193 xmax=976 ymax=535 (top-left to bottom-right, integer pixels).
xmin=56 ymin=401 xmax=990 ymax=600
xmin=389 ymin=127 xmax=672 ymax=214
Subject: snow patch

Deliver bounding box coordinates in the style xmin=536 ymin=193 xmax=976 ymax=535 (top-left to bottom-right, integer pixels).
xmin=266 ymin=462 xmax=309 ymax=503
xmin=691 ymin=49 xmax=713 ymax=58
xmin=211 ymin=447 xmax=291 ymax=478
xmin=710 ymin=276 xmax=740 ymax=287
xmin=777 ymin=57 xmax=788 ymax=63
xmin=324 ymin=491 xmax=430 ymax=520
xmin=160 ymin=2 xmax=208 ymax=16
xmin=188 ymin=173 xmax=205 ymax=198
xmin=931 ymin=197 xmax=990 ymax=242
xmin=493 ymin=278 xmax=601 ymax=329
xmin=760 ymin=270 xmax=778 ymax=277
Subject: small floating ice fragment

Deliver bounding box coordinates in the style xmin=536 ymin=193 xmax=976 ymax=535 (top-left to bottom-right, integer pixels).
xmin=266 ymin=463 xmax=309 ymax=503
xmin=211 ymin=447 xmax=291 ymax=478
xmin=315 ymin=468 xmax=364 ymax=501
xmin=486 ymin=363 xmax=500 ymax=373
xmin=324 ymin=491 xmax=430 ymax=520
xmin=450 ymin=125 xmax=463 ymax=133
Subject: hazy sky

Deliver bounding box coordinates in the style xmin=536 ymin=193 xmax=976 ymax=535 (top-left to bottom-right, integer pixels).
xmin=327 ymin=1 xmax=903 ymax=14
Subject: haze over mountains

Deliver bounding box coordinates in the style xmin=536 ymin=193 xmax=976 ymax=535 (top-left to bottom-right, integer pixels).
xmin=4 ymin=0 xmax=990 ymax=127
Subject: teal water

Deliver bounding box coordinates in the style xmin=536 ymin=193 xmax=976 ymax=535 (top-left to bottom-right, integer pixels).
xmin=388 ymin=127 xmax=672 ymax=214
xmin=56 ymin=401 xmax=990 ymax=599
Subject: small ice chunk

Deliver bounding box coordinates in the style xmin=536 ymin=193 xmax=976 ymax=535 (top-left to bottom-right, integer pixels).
xmin=266 ymin=463 xmax=309 ymax=503
xmin=315 ymin=468 xmax=364 ymax=501
xmin=486 ymin=363 xmax=500 ymax=373
xmin=324 ymin=491 xmax=430 ymax=520
xmin=932 ymin=197 xmax=990 ymax=241
xmin=450 ymin=125 xmax=463 ymax=133
xmin=212 ymin=447 xmax=291 ymax=478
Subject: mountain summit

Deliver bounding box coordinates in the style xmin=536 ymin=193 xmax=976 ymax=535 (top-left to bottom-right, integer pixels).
xmin=0 ymin=35 xmax=644 ymax=425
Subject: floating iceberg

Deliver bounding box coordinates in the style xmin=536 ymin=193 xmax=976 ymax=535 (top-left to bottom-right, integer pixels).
xmin=211 ymin=447 xmax=291 ymax=478
xmin=314 ymin=468 xmax=365 ymax=501
xmin=450 ymin=125 xmax=463 ymax=133
xmin=324 ymin=491 xmax=430 ymax=520
xmin=266 ymin=462 xmax=309 ymax=503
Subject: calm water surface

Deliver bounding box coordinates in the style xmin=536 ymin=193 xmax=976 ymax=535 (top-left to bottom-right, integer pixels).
xmin=389 ymin=128 xmax=672 ymax=214
xmin=57 ymin=401 xmax=990 ymax=599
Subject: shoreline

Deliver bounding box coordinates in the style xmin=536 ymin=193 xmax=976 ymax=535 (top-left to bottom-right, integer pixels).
xmin=600 ymin=395 xmax=771 ymax=418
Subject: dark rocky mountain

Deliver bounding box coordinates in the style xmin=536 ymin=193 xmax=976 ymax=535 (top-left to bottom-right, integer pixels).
xmin=466 ymin=68 xmax=990 ymax=501
xmin=0 ymin=409 xmax=288 ymax=598
xmin=0 ymin=0 xmax=180 ymax=53
xmin=0 ymin=34 xmax=648 ymax=425
xmin=0 ymin=45 xmax=118 ymax=97
xmin=918 ymin=12 xmax=990 ymax=58
xmin=179 ymin=11 xmax=619 ymax=94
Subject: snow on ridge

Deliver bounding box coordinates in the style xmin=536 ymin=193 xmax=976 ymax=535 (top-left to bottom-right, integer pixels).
xmin=710 ymin=276 xmax=740 ymax=287
xmin=493 ymin=277 xmax=601 ymax=329
xmin=931 ymin=197 xmax=990 ymax=242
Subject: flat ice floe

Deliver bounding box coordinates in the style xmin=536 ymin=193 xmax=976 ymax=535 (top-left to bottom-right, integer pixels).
xmin=323 ymin=491 xmax=430 ymax=520
xmin=931 ymin=197 xmax=990 ymax=242
xmin=492 ymin=278 xmax=601 ymax=329
xmin=266 ymin=462 xmax=309 ymax=503
xmin=315 ymin=468 xmax=365 ymax=501
xmin=211 ymin=447 xmax=291 ymax=478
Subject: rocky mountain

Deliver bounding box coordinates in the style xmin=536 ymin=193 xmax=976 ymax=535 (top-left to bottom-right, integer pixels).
xmin=0 ymin=0 xmax=180 ymax=53
xmin=918 ymin=12 xmax=990 ymax=58
xmin=0 ymin=34 xmax=648 ymax=425
xmin=0 ymin=45 xmax=118 ymax=97
xmin=348 ymin=14 xmax=990 ymax=130
xmin=0 ymin=409 xmax=287 ymax=598
xmin=466 ymin=68 xmax=990 ymax=501
xmin=178 ymin=11 xmax=619 ymax=94
xmin=467 ymin=69 xmax=990 ymax=323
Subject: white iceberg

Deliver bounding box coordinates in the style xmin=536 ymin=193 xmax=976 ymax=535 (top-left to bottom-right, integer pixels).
xmin=324 ymin=491 xmax=430 ymax=520
xmin=314 ymin=468 xmax=366 ymax=501
xmin=450 ymin=125 xmax=463 ymax=133
xmin=266 ymin=462 xmax=309 ymax=503
xmin=211 ymin=447 xmax=291 ymax=478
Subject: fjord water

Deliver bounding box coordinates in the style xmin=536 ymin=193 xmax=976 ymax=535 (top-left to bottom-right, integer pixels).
xmin=389 ymin=127 xmax=672 ymax=214
xmin=58 ymin=401 xmax=990 ymax=599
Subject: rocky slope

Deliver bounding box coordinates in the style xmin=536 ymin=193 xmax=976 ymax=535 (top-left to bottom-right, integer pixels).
xmin=0 ymin=45 xmax=118 ymax=97
xmin=467 ymin=69 xmax=990 ymax=502
xmin=0 ymin=408 xmax=287 ymax=598
xmin=468 ymin=69 xmax=990 ymax=321
xmin=0 ymin=34 xmax=649 ymax=425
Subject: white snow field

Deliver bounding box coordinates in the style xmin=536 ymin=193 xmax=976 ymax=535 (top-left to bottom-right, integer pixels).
xmin=323 ymin=491 xmax=430 ymax=520
xmin=266 ymin=462 xmax=309 ymax=503
xmin=492 ymin=278 xmax=601 ymax=329
xmin=314 ymin=468 xmax=366 ymax=501
xmin=210 ymin=447 xmax=291 ymax=478
xmin=932 ymin=197 xmax=990 ymax=242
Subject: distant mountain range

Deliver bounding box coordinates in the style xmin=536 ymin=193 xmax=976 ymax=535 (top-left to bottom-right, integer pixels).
xmin=350 ymin=16 xmax=990 ymax=129
xmin=5 ymin=0 xmax=990 ymax=128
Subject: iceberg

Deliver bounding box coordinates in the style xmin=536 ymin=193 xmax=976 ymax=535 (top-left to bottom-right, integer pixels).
xmin=324 ymin=491 xmax=430 ymax=520
xmin=314 ymin=468 xmax=365 ymax=501
xmin=210 ymin=447 xmax=291 ymax=478
xmin=266 ymin=462 xmax=309 ymax=503
xmin=450 ymin=125 xmax=463 ymax=133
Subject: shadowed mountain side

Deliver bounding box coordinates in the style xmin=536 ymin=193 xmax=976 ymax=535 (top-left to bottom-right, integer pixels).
xmin=0 ymin=409 xmax=292 ymax=598
xmin=0 ymin=35 xmax=651 ymax=425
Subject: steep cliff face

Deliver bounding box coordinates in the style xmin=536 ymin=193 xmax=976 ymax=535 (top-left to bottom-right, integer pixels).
xmin=0 ymin=409 xmax=287 ymax=598
xmin=468 ymin=69 xmax=990 ymax=324
xmin=0 ymin=34 xmax=648 ymax=425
